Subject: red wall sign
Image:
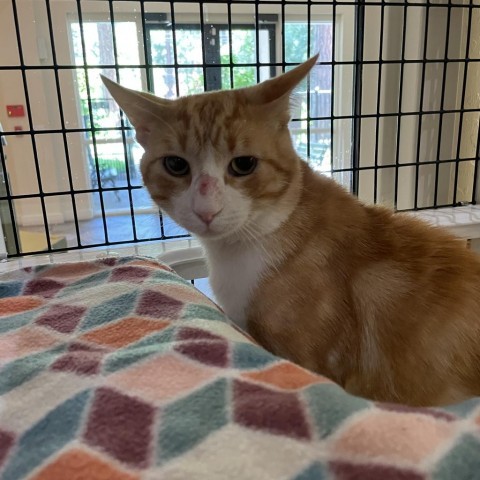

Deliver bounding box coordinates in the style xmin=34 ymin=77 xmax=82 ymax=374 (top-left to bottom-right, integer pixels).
xmin=6 ymin=105 xmax=25 ymax=117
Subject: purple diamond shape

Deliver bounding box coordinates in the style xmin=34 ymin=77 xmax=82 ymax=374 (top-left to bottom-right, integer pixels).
xmin=83 ymin=387 xmax=155 ymax=468
xmin=175 ymin=340 xmax=229 ymax=368
xmin=51 ymin=351 xmax=103 ymax=376
xmin=177 ymin=327 xmax=223 ymax=341
xmin=23 ymin=278 xmax=64 ymax=299
xmin=109 ymin=266 xmax=150 ymax=284
xmin=233 ymin=379 xmax=311 ymax=440
xmin=330 ymin=461 xmax=425 ymax=480
xmin=0 ymin=430 xmax=15 ymax=467
xmin=136 ymin=290 xmax=183 ymax=319
xmin=36 ymin=304 xmax=86 ymax=334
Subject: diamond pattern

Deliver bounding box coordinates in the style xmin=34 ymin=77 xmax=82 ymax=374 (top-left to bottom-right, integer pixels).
xmin=0 ymin=345 xmax=65 ymax=395
xmin=242 ymin=361 xmax=324 ymax=390
xmin=0 ymin=296 xmax=44 ymax=318
xmin=233 ymin=379 xmax=311 ymax=440
xmin=109 ymin=265 xmax=151 ymax=284
xmin=84 ymin=387 xmax=155 ymax=468
xmin=136 ymin=290 xmax=183 ymax=319
xmin=0 ymin=256 xmax=479 ymax=480
xmin=51 ymin=343 xmax=106 ymax=376
xmin=0 ymin=430 xmax=15 ymax=467
xmin=107 ymin=353 xmax=217 ymax=404
xmin=80 ymin=291 xmax=138 ymax=331
xmin=81 ymin=316 xmax=169 ymax=348
xmin=102 ymin=327 xmax=174 ymax=374
xmin=31 ymin=447 xmax=139 ymax=480
xmin=36 ymin=304 xmax=86 ymax=333
xmin=432 ymin=435 xmax=480 ymax=480
xmin=23 ymin=278 xmax=65 ymax=299
xmin=2 ymin=390 xmax=91 ymax=480
xmin=328 ymin=409 xmax=457 ymax=464
xmin=157 ymin=379 xmax=228 ymax=463
xmin=306 ymin=383 xmax=371 ymax=438
xmin=0 ymin=326 xmax=58 ymax=362
xmin=329 ymin=462 xmax=425 ymax=480
xmin=175 ymin=339 xmax=229 ymax=368
xmin=294 ymin=463 xmax=329 ymax=480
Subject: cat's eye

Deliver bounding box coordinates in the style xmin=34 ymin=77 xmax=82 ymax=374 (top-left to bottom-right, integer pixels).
xmin=163 ymin=156 xmax=190 ymax=176
xmin=229 ymin=156 xmax=258 ymax=177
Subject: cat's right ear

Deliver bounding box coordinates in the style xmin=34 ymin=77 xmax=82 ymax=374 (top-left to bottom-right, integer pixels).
xmin=100 ymin=75 xmax=171 ymax=147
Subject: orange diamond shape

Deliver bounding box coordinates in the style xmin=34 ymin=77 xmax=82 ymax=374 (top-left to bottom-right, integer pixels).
xmin=242 ymin=362 xmax=328 ymax=390
xmin=81 ymin=316 xmax=170 ymax=348
xmin=31 ymin=446 xmax=139 ymax=480
xmin=0 ymin=296 xmax=44 ymax=317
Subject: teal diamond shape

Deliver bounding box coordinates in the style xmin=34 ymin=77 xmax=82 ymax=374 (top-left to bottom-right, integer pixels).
xmin=0 ymin=307 xmax=46 ymax=334
xmin=232 ymin=342 xmax=279 ymax=369
xmin=2 ymin=389 xmax=91 ymax=480
xmin=0 ymin=344 xmax=66 ymax=395
xmin=293 ymin=463 xmax=328 ymax=480
xmin=103 ymin=327 xmax=175 ymax=374
xmin=80 ymin=291 xmax=138 ymax=331
xmin=305 ymin=383 xmax=371 ymax=438
xmin=149 ymin=269 xmax=190 ymax=286
xmin=0 ymin=280 xmax=23 ymax=298
xmin=181 ymin=304 xmax=226 ymax=322
xmin=157 ymin=378 xmax=228 ymax=464
xmin=432 ymin=434 xmax=480 ymax=480
xmin=443 ymin=398 xmax=480 ymax=418
xmin=56 ymin=270 xmax=111 ymax=298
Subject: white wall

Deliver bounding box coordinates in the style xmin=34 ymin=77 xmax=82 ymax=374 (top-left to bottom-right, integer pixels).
xmin=0 ymin=0 xmax=94 ymax=227
xmin=357 ymin=0 xmax=479 ymax=210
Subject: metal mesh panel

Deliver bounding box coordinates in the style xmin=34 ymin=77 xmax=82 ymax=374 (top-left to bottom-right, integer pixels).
xmin=0 ymin=0 xmax=479 ymax=257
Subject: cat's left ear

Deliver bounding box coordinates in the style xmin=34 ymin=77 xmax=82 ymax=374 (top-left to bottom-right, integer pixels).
xmin=243 ymin=54 xmax=319 ymax=108
xmin=100 ymin=75 xmax=171 ymax=147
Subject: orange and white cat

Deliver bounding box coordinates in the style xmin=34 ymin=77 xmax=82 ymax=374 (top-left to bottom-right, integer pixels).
xmin=102 ymin=56 xmax=480 ymax=406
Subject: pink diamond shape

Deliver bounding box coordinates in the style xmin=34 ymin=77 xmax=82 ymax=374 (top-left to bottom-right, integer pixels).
xmin=107 ymin=353 xmax=217 ymax=404
xmin=329 ymin=409 xmax=457 ymax=464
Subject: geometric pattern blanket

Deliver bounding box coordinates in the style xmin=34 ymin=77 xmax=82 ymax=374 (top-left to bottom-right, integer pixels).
xmin=0 ymin=256 xmax=479 ymax=480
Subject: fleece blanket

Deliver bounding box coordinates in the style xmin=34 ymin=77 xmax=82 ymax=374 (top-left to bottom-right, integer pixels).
xmin=0 ymin=256 xmax=479 ymax=480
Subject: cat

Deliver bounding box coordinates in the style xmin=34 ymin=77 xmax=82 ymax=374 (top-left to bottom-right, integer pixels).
xmin=102 ymin=55 xmax=480 ymax=407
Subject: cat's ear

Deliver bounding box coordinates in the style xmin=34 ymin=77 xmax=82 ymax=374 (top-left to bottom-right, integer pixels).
xmin=243 ymin=54 xmax=319 ymax=106
xmin=100 ymin=75 xmax=171 ymax=147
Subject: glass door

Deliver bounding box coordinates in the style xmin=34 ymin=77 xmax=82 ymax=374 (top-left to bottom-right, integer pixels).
xmin=145 ymin=17 xmax=276 ymax=96
xmin=70 ymin=20 xmax=150 ymax=214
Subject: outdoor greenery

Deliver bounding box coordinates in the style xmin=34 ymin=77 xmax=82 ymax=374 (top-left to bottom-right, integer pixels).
xmin=71 ymin=19 xmax=335 ymax=194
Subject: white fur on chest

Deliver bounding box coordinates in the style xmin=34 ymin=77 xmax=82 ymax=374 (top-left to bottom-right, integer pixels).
xmin=204 ymin=244 xmax=269 ymax=330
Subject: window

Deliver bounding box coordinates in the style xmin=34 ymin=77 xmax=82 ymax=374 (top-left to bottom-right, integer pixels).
xmin=0 ymin=0 xmax=478 ymax=258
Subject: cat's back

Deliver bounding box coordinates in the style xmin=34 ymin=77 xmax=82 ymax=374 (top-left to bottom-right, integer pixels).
xmin=247 ymin=167 xmax=480 ymax=404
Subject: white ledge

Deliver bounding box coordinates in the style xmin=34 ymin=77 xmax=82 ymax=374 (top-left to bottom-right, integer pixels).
xmin=2 ymin=206 xmax=480 ymax=276
xmin=409 ymin=205 xmax=480 ymax=240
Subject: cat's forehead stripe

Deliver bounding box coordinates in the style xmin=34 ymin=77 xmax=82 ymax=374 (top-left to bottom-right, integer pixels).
xmin=175 ymin=93 xmax=244 ymax=151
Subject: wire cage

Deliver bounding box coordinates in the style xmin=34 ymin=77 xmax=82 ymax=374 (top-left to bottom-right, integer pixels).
xmin=0 ymin=0 xmax=479 ymax=258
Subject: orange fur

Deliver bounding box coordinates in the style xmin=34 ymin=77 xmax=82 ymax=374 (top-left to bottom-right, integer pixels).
xmin=102 ymin=57 xmax=480 ymax=406
xmin=247 ymin=164 xmax=480 ymax=406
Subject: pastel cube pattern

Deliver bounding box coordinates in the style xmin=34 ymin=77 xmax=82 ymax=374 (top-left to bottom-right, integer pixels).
xmin=0 ymin=256 xmax=479 ymax=479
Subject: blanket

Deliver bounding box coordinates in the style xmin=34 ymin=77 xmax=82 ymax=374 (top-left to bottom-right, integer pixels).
xmin=0 ymin=256 xmax=479 ymax=480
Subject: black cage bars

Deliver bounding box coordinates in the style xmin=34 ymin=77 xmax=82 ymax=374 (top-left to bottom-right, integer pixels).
xmin=0 ymin=0 xmax=479 ymax=258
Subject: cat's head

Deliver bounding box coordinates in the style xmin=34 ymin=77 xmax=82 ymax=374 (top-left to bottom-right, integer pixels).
xmin=101 ymin=55 xmax=317 ymax=243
